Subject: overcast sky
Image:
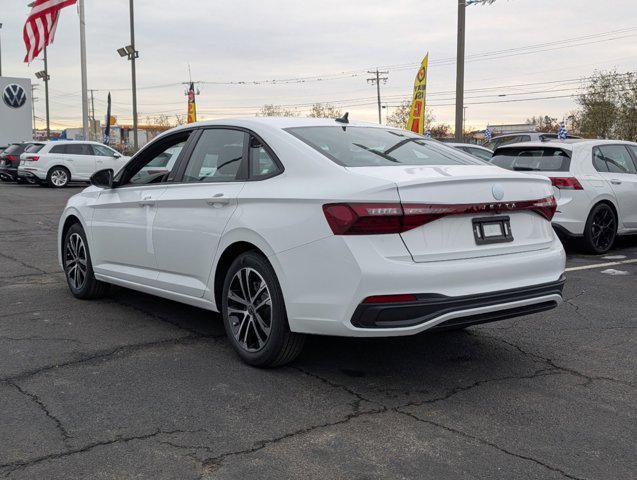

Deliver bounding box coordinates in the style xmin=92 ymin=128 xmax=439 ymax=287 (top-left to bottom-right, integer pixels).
xmin=1 ymin=0 xmax=636 ymax=130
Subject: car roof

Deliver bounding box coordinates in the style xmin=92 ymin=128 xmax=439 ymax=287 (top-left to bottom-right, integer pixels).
xmin=447 ymin=142 xmax=492 ymax=151
xmin=39 ymin=140 xmax=106 ymax=146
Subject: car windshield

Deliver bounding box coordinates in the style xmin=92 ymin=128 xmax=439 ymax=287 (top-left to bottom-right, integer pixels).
xmin=491 ymin=147 xmax=571 ymax=172
xmin=286 ymin=126 xmax=480 ymax=167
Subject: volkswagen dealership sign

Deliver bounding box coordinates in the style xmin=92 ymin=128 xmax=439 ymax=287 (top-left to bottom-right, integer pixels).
xmin=0 ymin=77 xmax=33 ymax=145
xmin=3 ymin=84 xmax=28 ymax=109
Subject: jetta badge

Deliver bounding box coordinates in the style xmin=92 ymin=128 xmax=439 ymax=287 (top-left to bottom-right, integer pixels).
xmin=492 ymin=184 xmax=505 ymax=201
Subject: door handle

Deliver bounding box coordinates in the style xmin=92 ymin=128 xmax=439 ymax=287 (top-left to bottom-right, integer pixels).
xmin=206 ymin=198 xmax=230 ymax=206
xmin=610 ymin=179 xmax=622 ymax=185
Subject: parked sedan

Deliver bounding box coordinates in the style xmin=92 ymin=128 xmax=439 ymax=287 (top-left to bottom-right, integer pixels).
xmin=491 ymin=141 xmax=637 ymax=253
xmin=484 ymin=132 xmax=581 ymax=151
xmin=18 ymin=141 xmax=127 ymax=187
xmin=58 ymin=118 xmax=566 ymax=367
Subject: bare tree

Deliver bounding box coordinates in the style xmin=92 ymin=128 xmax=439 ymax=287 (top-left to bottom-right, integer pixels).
xmin=526 ymin=115 xmax=559 ymax=133
xmin=386 ymin=100 xmax=434 ymax=130
xmin=308 ymin=103 xmax=342 ymax=119
xmin=256 ymin=104 xmax=299 ymax=117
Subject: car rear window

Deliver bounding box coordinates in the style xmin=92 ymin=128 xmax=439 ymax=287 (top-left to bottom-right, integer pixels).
xmin=491 ymin=147 xmax=571 ymax=172
xmin=3 ymin=144 xmax=26 ymax=155
xmin=24 ymin=143 xmax=45 ymax=153
xmin=286 ymin=126 xmax=480 ymax=167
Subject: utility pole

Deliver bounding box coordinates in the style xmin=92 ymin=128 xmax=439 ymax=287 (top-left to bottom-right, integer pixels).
xmin=31 ymin=85 xmax=38 ymax=135
xmin=78 ymin=0 xmax=90 ymax=140
xmin=129 ymin=0 xmax=139 ymax=150
xmin=367 ymin=69 xmax=389 ymax=124
xmin=455 ymin=0 xmax=466 ymax=141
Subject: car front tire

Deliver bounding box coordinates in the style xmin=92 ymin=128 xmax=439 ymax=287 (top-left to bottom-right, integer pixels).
xmin=47 ymin=167 xmax=70 ymax=188
xmin=583 ymin=203 xmax=617 ymax=254
xmin=63 ymin=223 xmax=109 ymax=299
xmin=221 ymin=251 xmax=305 ymax=367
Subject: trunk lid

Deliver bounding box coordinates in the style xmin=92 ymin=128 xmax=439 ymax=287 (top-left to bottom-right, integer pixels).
xmin=348 ymin=165 xmax=555 ymax=262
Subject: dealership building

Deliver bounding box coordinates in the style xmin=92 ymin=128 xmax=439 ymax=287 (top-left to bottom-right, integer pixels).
xmin=0 ymin=76 xmax=33 ymax=146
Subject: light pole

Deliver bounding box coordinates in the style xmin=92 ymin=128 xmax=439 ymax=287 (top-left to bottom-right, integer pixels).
xmin=118 ymin=0 xmax=139 ymax=151
xmin=0 ymin=23 xmax=3 ymax=77
xmin=35 ymin=50 xmax=51 ymax=139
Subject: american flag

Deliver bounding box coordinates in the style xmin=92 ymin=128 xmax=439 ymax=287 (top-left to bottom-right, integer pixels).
xmin=558 ymin=122 xmax=568 ymax=140
xmin=23 ymin=0 xmax=77 ymax=63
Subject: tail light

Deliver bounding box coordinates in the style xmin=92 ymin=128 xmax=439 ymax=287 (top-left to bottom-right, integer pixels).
xmin=6 ymin=155 xmax=16 ymax=161
xmin=323 ymin=196 xmax=557 ymax=235
xmin=550 ymin=177 xmax=583 ymax=190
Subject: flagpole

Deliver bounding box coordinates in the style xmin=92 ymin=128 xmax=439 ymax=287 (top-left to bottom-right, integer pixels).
xmin=78 ymin=0 xmax=89 ymax=140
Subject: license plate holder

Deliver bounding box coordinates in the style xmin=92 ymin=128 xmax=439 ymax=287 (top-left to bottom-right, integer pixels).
xmin=472 ymin=216 xmax=513 ymax=245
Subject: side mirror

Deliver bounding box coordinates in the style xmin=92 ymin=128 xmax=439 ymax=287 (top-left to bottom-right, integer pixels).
xmin=113 ymin=153 xmax=121 ymax=158
xmin=90 ymin=168 xmax=114 ymax=189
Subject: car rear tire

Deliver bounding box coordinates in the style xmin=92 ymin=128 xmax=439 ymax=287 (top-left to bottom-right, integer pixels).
xmin=221 ymin=251 xmax=305 ymax=367
xmin=47 ymin=166 xmax=70 ymax=188
xmin=63 ymin=223 xmax=109 ymax=299
xmin=583 ymin=203 xmax=617 ymax=254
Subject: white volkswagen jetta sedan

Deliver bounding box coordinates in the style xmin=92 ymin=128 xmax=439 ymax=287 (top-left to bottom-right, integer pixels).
xmin=58 ymin=117 xmax=566 ymax=367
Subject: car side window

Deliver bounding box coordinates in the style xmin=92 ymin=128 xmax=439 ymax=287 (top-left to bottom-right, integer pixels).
xmin=66 ymin=144 xmax=92 ymax=156
xmin=598 ymin=145 xmax=637 ymax=174
xmin=92 ymin=144 xmax=118 ymax=157
xmin=249 ymin=136 xmax=280 ymax=179
xmin=127 ymin=141 xmax=187 ymax=185
xmin=183 ymin=129 xmax=246 ymax=183
xmin=50 ymin=144 xmax=67 ymax=154
xmin=592 ymin=148 xmax=609 ymax=172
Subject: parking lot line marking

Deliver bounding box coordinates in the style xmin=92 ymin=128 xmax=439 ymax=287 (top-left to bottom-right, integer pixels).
xmin=566 ymin=259 xmax=637 ymax=272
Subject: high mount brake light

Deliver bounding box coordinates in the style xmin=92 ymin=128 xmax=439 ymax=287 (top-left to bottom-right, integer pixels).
xmin=323 ymin=197 xmax=557 ymax=235
xmin=550 ymin=177 xmax=583 ymax=190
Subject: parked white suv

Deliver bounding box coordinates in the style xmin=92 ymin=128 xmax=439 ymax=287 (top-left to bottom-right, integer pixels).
xmin=18 ymin=141 xmax=127 ymax=187
xmin=491 ymin=140 xmax=637 ymax=253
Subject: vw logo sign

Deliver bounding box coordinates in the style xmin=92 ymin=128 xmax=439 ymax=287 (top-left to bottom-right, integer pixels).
xmin=492 ymin=184 xmax=505 ymax=201
xmin=3 ymin=84 xmax=27 ymax=109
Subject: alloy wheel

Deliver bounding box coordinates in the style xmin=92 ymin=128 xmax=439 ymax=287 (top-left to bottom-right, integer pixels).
xmin=65 ymin=233 xmax=88 ymax=290
xmin=51 ymin=169 xmax=68 ymax=187
xmin=590 ymin=206 xmax=616 ymax=251
xmin=227 ymin=267 xmax=272 ymax=352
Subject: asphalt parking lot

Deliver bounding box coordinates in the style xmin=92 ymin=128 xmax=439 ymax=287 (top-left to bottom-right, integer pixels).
xmin=0 ymin=182 xmax=635 ymax=480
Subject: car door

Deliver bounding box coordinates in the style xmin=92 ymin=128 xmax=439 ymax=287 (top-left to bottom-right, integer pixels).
xmin=594 ymin=145 xmax=637 ymax=228
xmin=89 ymin=131 xmax=193 ymax=286
xmin=152 ymin=128 xmax=248 ymax=297
xmin=91 ymin=144 xmax=125 ymax=173
xmin=65 ymin=143 xmax=95 ymax=180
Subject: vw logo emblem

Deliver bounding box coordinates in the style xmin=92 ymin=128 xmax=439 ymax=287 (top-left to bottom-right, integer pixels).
xmin=3 ymin=84 xmax=27 ymax=109
xmin=492 ymin=184 xmax=505 ymax=201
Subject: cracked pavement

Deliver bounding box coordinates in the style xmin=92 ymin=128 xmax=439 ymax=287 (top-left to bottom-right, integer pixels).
xmin=0 ymin=183 xmax=635 ymax=479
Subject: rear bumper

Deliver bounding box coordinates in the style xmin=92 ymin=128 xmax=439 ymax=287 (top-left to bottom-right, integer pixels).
xmin=351 ymin=276 xmax=565 ymax=329
xmin=18 ymin=167 xmax=46 ymax=181
xmin=0 ymin=166 xmax=17 ymax=181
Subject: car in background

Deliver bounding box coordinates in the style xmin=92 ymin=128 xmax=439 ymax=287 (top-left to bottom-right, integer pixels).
xmin=447 ymin=143 xmax=493 ymax=162
xmin=484 ymin=132 xmax=581 ymax=151
xmin=491 ymin=141 xmax=637 ymax=253
xmin=18 ymin=141 xmax=128 ymax=188
xmin=58 ymin=117 xmax=565 ymax=367
xmin=0 ymin=142 xmax=39 ymax=183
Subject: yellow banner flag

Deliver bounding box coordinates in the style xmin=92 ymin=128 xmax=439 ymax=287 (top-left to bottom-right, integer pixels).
xmin=407 ymin=53 xmax=428 ymax=134
xmin=187 ymin=82 xmax=197 ymax=123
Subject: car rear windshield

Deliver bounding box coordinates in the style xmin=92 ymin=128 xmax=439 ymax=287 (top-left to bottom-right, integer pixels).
xmin=491 ymin=147 xmax=571 ymax=172
xmin=24 ymin=143 xmax=45 ymax=153
xmin=286 ymin=126 xmax=480 ymax=167
xmin=2 ymin=144 xmax=26 ymax=155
